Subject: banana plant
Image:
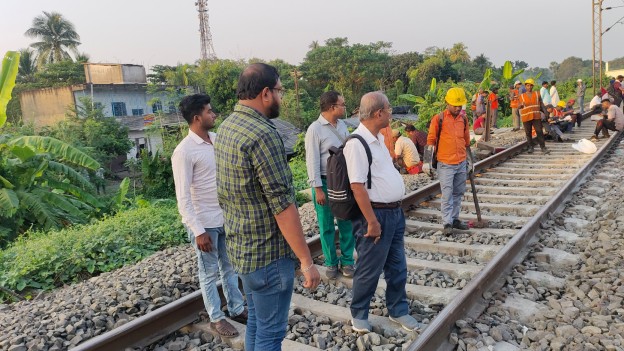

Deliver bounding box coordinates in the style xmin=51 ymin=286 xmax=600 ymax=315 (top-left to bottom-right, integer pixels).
xmin=0 ymin=51 xmax=20 ymax=128
xmin=501 ymin=61 xmax=525 ymax=88
xmin=399 ymin=78 xmax=444 ymax=111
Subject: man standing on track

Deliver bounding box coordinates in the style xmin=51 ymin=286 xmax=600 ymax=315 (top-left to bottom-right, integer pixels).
xmin=422 ymin=88 xmax=473 ymax=235
xmin=510 ymin=81 xmax=522 ymax=131
xmin=172 ymin=94 xmax=247 ymax=338
xmin=215 ymin=63 xmax=320 ymax=351
xmin=519 ymin=79 xmax=550 ymax=154
xmin=576 ymin=79 xmax=586 ymax=114
xmin=344 ymin=91 xmax=420 ymax=333
xmin=305 ymin=90 xmax=355 ymax=279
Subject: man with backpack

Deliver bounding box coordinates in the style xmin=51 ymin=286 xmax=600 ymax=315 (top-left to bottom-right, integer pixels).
xmin=304 ymin=91 xmax=355 ymax=279
xmin=342 ymin=91 xmax=420 ymax=333
xmin=422 ymin=88 xmax=473 ymax=235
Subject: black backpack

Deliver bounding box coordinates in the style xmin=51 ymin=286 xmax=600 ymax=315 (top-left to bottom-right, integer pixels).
xmin=326 ymin=134 xmax=372 ymax=220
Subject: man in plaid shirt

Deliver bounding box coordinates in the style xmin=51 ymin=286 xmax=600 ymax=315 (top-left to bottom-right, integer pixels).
xmin=215 ymin=63 xmax=320 ymax=351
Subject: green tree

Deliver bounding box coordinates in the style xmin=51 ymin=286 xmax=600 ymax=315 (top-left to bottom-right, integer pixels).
xmin=25 ymin=11 xmax=81 ymax=68
xmin=553 ymin=56 xmax=592 ymax=81
xmin=449 ymin=42 xmax=470 ymax=63
xmin=300 ymin=38 xmax=391 ymax=114
xmin=386 ymin=52 xmax=423 ymax=92
xmin=32 ymin=60 xmax=85 ymax=87
xmin=196 ymin=59 xmax=244 ymax=114
xmin=17 ymin=49 xmax=37 ymax=83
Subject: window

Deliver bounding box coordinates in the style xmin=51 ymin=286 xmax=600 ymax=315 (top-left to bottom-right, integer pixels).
xmin=152 ymin=101 xmax=162 ymax=113
xmin=132 ymin=108 xmax=144 ymax=116
xmin=111 ymin=102 xmax=127 ymax=117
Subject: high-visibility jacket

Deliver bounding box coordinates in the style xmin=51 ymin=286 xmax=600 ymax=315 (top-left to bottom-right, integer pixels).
xmin=519 ymin=91 xmax=541 ymax=122
xmin=470 ymin=94 xmax=477 ymax=111
xmin=510 ymin=89 xmax=520 ymax=108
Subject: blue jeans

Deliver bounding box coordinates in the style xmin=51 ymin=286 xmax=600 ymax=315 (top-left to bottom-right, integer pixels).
xmin=189 ymin=227 xmax=245 ymax=322
xmin=239 ymin=257 xmax=295 ymax=351
xmin=437 ymin=161 xmax=467 ymax=226
xmin=578 ymin=95 xmax=585 ymax=114
xmin=350 ymin=208 xmax=408 ymax=320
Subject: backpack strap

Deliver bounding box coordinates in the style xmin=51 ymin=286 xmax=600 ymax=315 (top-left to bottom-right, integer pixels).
xmin=435 ymin=112 xmax=444 ymax=151
xmin=347 ymin=134 xmax=372 ymax=189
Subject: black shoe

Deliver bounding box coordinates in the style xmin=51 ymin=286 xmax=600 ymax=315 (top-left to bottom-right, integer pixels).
xmin=541 ymin=147 xmax=550 ymax=155
xmin=527 ymin=145 xmax=534 ymax=154
xmin=452 ymin=220 xmax=469 ymax=230
xmin=443 ymin=224 xmax=453 ymax=235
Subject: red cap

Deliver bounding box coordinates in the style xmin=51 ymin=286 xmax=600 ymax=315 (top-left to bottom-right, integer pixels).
xmin=567 ymin=99 xmax=576 ymax=104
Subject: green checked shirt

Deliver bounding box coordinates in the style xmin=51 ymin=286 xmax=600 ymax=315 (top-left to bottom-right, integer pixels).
xmin=215 ymin=104 xmax=296 ymax=274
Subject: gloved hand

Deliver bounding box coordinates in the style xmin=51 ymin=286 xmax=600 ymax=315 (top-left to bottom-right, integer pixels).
xmin=466 ymin=146 xmax=475 ymax=174
xmin=422 ymin=163 xmax=431 ymax=176
xmin=423 ymin=145 xmax=435 ymax=176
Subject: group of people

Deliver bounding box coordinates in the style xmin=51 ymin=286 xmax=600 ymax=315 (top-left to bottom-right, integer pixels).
xmin=172 ymin=63 xmax=423 ymax=351
xmin=170 ymin=60 xmax=624 ymax=350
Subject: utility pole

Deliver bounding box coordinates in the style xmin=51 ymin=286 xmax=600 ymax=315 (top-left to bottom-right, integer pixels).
xmin=196 ymin=0 xmax=216 ymax=61
xmin=291 ymin=69 xmax=302 ymax=125
xmin=592 ymin=0 xmax=603 ymax=95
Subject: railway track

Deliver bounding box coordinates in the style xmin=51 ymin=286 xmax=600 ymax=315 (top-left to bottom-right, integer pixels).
xmin=73 ymin=117 xmax=621 ymax=351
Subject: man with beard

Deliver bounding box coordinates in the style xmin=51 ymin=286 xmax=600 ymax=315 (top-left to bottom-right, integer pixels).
xmin=172 ymin=94 xmax=247 ymax=338
xmin=215 ymin=63 xmax=320 ymax=351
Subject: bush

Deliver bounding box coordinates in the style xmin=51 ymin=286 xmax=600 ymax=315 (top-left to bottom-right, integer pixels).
xmin=0 ymin=202 xmax=186 ymax=299
xmin=289 ymin=158 xmax=308 ymax=192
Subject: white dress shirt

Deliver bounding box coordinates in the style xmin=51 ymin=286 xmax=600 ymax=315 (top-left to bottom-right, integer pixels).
xmin=305 ymin=114 xmax=350 ymax=187
xmin=344 ymin=123 xmax=405 ymax=203
xmin=171 ymin=130 xmax=223 ymax=237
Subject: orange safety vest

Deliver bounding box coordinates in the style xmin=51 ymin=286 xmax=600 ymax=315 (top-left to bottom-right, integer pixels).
xmin=510 ymin=89 xmax=520 ymax=108
xmin=519 ymin=91 xmax=541 ymax=122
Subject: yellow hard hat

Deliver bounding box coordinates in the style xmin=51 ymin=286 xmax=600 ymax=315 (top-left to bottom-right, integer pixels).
xmin=557 ymin=101 xmax=566 ymax=108
xmin=524 ymin=78 xmax=535 ymax=86
xmin=445 ymin=87 xmax=467 ymax=106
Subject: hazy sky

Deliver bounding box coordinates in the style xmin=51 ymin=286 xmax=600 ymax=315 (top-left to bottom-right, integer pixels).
xmin=3 ymin=0 xmax=624 ymax=72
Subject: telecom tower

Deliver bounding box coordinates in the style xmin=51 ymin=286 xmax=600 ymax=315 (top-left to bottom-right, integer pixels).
xmin=196 ymin=0 xmax=216 ymax=60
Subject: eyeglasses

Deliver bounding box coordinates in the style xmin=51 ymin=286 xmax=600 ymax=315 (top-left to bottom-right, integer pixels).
xmin=381 ymin=107 xmax=393 ymax=114
xmin=271 ymin=87 xmax=285 ymax=98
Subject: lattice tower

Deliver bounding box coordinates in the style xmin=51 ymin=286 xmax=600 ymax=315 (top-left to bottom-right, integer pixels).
xmin=196 ymin=0 xmax=216 ymax=60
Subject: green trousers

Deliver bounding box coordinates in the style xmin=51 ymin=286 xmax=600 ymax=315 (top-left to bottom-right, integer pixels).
xmin=312 ymin=179 xmax=355 ymax=267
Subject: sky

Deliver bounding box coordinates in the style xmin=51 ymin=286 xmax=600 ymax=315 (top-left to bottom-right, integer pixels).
xmin=3 ymin=0 xmax=624 ymax=73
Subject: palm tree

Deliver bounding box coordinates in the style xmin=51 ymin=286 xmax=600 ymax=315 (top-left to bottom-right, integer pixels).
xmin=25 ymin=11 xmax=81 ymax=68
xmin=17 ymin=48 xmax=37 ymax=82
xmin=449 ymin=42 xmax=470 ymax=63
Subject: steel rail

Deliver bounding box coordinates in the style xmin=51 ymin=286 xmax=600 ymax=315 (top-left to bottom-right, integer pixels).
xmin=407 ymin=130 xmax=621 ymax=351
xmin=74 ymin=109 xmax=600 ymax=351
xmin=72 ymin=238 xmax=325 ymax=350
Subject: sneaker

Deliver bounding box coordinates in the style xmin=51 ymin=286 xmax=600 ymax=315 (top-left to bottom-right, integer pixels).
xmin=443 ymin=224 xmax=453 ymax=235
xmin=326 ymin=265 xmax=339 ymax=280
xmin=389 ymin=314 xmax=422 ymax=332
xmin=541 ymin=147 xmax=550 ymax=155
xmin=351 ymin=318 xmax=372 ymax=333
xmin=341 ymin=265 xmax=355 ymax=278
xmin=452 ymin=219 xmax=469 ymax=230
xmin=527 ymin=145 xmax=534 ymax=154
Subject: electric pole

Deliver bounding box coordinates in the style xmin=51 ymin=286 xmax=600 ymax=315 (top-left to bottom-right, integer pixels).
xmin=592 ymin=0 xmax=603 ymax=95
xmin=196 ymin=0 xmax=216 ymax=61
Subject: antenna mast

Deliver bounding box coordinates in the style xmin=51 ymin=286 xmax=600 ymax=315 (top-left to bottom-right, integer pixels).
xmin=196 ymin=0 xmax=216 ymax=60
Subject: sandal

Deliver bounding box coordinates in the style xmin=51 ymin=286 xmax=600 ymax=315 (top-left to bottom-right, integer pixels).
xmin=210 ymin=319 xmax=239 ymax=337
xmin=230 ymin=308 xmax=248 ymax=324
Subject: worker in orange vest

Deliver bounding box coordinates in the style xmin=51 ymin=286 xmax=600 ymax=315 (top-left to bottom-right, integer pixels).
xmin=488 ymin=87 xmax=499 ymax=128
xmin=509 ymin=81 xmax=522 ymax=131
xmin=518 ymin=79 xmax=550 ymax=154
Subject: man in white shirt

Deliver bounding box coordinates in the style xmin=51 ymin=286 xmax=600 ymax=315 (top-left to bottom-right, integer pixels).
xmin=591 ymin=94 xmax=624 ymax=141
xmin=392 ymin=129 xmax=421 ymax=174
xmin=171 ymin=94 xmax=246 ymax=338
xmin=540 ymin=81 xmax=552 ymax=105
xmin=304 ymin=91 xmax=355 ymax=279
xmin=344 ymin=91 xmax=420 ymax=333
xmin=589 ymin=93 xmax=602 ymax=110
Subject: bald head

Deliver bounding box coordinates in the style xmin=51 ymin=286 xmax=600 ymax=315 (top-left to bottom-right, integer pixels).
xmin=236 ymin=63 xmax=280 ymax=100
xmin=359 ymin=91 xmax=388 ymax=121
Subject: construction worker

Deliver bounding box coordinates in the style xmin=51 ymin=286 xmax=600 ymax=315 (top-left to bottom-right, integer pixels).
xmin=488 ymin=86 xmax=499 ymax=128
xmin=392 ymin=129 xmax=422 ymax=174
xmin=519 ymin=79 xmax=550 ymax=154
xmin=422 ymin=87 xmax=473 ymax=235
xmin=510 ymin=81 xmax=522 ymax=131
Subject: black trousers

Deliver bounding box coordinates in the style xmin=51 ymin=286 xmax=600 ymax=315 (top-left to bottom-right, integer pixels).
xmin=523 ymin=119 xmax=546 ymax=149
xmin=594 ymin=119 xmax=617 ymax=136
